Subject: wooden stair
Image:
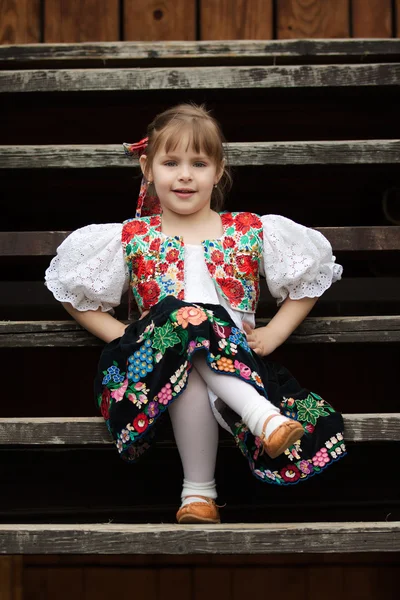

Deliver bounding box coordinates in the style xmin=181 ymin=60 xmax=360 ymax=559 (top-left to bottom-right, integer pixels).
xmin=0 ymin=39 xmax=399 ymax=554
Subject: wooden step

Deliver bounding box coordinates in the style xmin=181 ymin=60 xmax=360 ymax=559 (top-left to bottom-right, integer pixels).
xmin=1 ymin=227 xmax=399 ymax=258
xmin=0 ymin=414 xmax=398 ymax=445
xmin=0 ymin=522 xmax=399 ymax=554
xmin=1 ymin=317 xmax=400 ymax=347
xmin=2 ymin=64 xmax=400 ymax=94
xmin=1 ymin=40 xmax=400 ymax=66
xmin=2 ymin=140 xmax=400 ymax=169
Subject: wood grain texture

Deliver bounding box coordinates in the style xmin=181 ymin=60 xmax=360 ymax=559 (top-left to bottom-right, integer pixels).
xmin=23 ymin=568 xmax=84 ymax=600
xmin=44 ymin=0 xmax=119 ymax=43
xmin=1 ymin=39 xmax=400 ymax=64
xmin=1 ymin=226 xmax=399 ymax=257
xmin=1 ymin=522 xmax=400 ymax=554
xmin=0 ymin=0 xmax=40 ymax=44
xmin=2 ymin=64 xmax=400 ymax=93
xmin=0 ymin=414 xmax=398 ymax=444
xmin=201 ymin=0 xmax=273 ymax=40
xmin=352 ymin=0 xmax=392 ymax=38
xmin=0 ymin=557 xmax=23 ymax=600
xmin=277 ymin=0 xmax=350 ymax=39
xmin=3 ymin=140 xmax=400 ymax=169
xmin=124 ymin=0 xmax=196 ymax=41
xmin=397 ymin=0 xmax=400 ymax=37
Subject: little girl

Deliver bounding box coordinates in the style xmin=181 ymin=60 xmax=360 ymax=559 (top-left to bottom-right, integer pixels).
xmin=45 ymin=103 xmax=346 ymax=524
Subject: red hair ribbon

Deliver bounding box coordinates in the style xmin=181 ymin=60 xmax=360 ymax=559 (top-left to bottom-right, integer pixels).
xmin=123 ymin=137 xmax=161 ymax=217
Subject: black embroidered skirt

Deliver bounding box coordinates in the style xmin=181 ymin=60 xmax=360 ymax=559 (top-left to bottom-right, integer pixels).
xmin=94 ymin=296 xmax=346 ymax=486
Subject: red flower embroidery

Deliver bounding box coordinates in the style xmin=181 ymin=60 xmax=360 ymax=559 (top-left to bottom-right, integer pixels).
xmin=235 ymin=213 xmax=260 ymax=234
xmin=122 ymin=220 xmax=149 ymax=243
xmin=235 ymin=254 xmax=258 ymax=276
xmin=166 ymin=249 xmax=179 ymax=263
xmin=280 ymin=465 xmax=301 ymax=483
xmin=132 ymin=255 xmax=146 ymax=278
xmin=216 ymin=277 xmax=244 ymax=305
xmin=100 ymin=388 xmax=111 ymax=420
xmin=133 ymin=412 xmax=149 ymax=433
xmin=138 ymin=281 xmax=160 ymax=308
xmin=159 ymin=262 xmax=168 ymax=274
xmin=150 ymin=216 xmax=159 ymax=227
xmin=177 ymin=260 xmax=184 ymax=271
xmin=224 ymin=264 xmax=234 ymax=277
xmin=178 ymin=289 xmax=185 ymax=300
xmin=132 ymin=256 xmax=155 ymax=279
xmin=221 ymin=213 xmax=235 ymax=227
xmin=211 ymin=250 xmax=224 ymax=265
xmin=223 ymin=236 xmax=235 ymax=249
xmin=150 ymin=238 xmax=161 ymax=253
xmin=177 ymin=271 xmax=184 ymax=281
xmin=143 ymin=235 xmax=150 ymax=243
xmin=208 ymin=263 xmax=216 ymax=276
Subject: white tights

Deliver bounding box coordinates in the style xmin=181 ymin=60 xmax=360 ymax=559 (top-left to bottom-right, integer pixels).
xmin=168 ymin=353 xmax=287 ymax=506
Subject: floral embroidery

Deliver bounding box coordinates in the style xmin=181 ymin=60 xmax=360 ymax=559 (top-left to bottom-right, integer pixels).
xmin=312 ymin=448 xmax=330 ymax=467
xmin=151 ymin=321 xmax=180 ymax=354
xmin=175 ymin=306 xmax=208 ymax=329
xmin=133 ymin=413 xmax=149 ymax=433
xmin=158 ymin=383 xmax=173 ymax=405
xmin=234 ymin=360 xmax=251 ymax=380
xmin=121 ymin=212 xmax=263 ymax=313
xmin=296 ymin=394 xmax=330 ymax=425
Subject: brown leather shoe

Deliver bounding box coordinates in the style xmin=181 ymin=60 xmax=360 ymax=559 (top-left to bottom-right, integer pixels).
xmin=260 ymin=414 xmax=304 ymax=459
xmin=176 ymin=495 xmax=221 ymax=524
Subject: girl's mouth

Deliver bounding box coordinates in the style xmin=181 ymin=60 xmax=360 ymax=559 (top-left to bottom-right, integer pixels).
xmin=173 ymin=190 xmax=196 ymax=198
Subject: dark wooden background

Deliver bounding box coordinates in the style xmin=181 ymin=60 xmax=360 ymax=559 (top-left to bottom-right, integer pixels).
xmin=1 ymin=0 xmax=400 ymax=45
xmin=1 ymin=1 xmax=400 ymax=599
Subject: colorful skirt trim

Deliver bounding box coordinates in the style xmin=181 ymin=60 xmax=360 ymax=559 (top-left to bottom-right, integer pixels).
xmin=94 ymin=297 xmax=346 ymax=486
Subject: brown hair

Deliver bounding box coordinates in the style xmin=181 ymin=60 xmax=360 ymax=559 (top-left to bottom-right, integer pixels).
xmin=143 ymin=103 xmax=232 ymax=211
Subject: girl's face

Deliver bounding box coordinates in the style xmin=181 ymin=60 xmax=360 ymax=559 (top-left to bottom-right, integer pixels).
xmin=140 ymin=133 xmax=223 ymax=216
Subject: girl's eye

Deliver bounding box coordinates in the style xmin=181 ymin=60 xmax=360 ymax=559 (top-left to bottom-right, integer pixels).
xmin=164 ymin=161 xmax=177 ymax=166
xmin=194 ymin=162 xmax=207 ymax=167
xmin=163 ymin=161 xmax=207 ymax=167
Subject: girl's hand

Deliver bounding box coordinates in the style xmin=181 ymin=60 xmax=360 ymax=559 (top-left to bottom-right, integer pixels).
xmin=242 ymin=323 xmax=278 ymax=357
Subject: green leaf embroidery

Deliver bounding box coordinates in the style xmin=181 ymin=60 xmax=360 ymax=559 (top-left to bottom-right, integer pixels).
xmin=151 ymin=321 xmax=180 ymax=354
xmin=296 ymin=396 xmax=329 ymax=426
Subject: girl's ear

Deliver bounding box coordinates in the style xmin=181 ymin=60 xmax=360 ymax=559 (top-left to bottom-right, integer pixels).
xmin=139 ymin=154 xmax=153 ymax=181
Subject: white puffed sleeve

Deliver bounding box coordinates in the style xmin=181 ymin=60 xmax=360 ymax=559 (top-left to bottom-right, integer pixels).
xmin=260 ymin=215 xmax=343 ymax=305
xmin=45 ymin=223 xmax=129 ymax=312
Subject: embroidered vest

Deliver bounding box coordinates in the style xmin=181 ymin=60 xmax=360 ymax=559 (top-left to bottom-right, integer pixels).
xmin=121 ymin=212 xmax=263 ymax=314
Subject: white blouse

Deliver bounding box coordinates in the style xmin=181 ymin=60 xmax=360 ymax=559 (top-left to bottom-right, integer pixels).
xmin=45 ymin=214 xmax=343 ymax=325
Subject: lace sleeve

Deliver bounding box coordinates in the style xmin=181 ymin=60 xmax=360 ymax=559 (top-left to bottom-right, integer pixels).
xmin=260 ymin=215 xmax=343 ymax=305
xmin=44 ymin=223 xmax=129 ymax=312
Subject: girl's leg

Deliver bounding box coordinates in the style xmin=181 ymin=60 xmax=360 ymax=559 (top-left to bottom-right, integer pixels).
xmin=168 ymin=366 xmax=219 ymax=506
xmin=193 ymin=353 xmax=289 ymax=439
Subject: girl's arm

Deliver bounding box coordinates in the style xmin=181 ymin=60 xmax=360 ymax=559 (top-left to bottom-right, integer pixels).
xmin=243 ymin=296 xmax=318 ymax=356
xmin=62 ymin=303 xmax=127 ymax=343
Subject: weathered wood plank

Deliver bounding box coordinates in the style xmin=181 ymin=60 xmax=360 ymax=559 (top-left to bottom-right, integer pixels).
xmin=2 ymin=140 xmax=400 ymax=169
xmin=1 ymin=64 xmax=400 ymax=94
xmin=201 ymin=0 xmax=273 ymax=40
xmin=277 ymin=0 xmax=349 ymax=39
xmin=124 ymin=0 xmax=196 ymax=41
xmin=1 ymin=40 xmax=400 ymax=64
xmin=1 ymin=317 xmax=400 ymax=347
xmin=1 ymin=227 xmax=399 ymax=258
xmin=0 ymin=0 xmax=40 ymax=45
xmin=1 ymin=522 xmax=400 ymax=554
xmin=352 ymin=0 xmax=392 ymax=38
xmin=44 ymin=0 xmax=120 ymax=43
xmin=0 ymin=414 xmax=398 ymax=445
